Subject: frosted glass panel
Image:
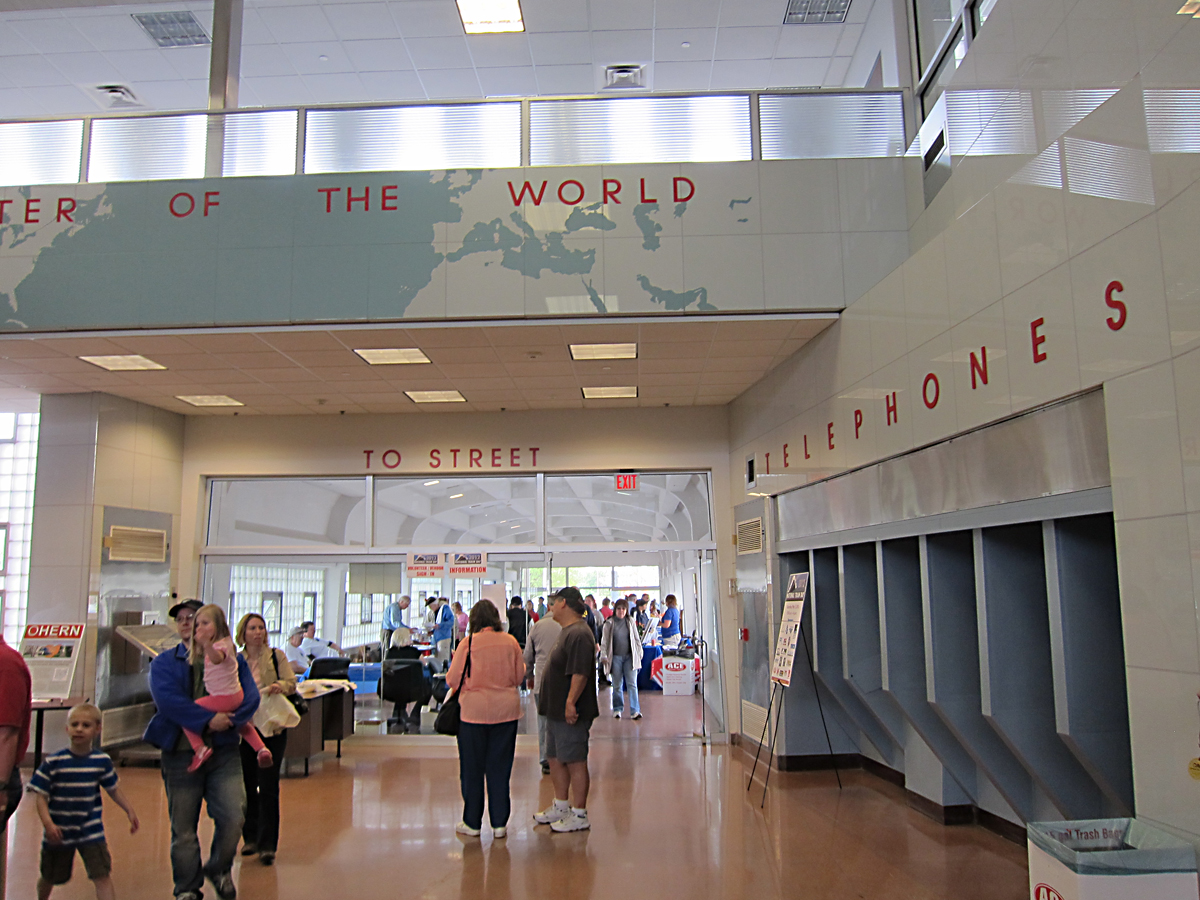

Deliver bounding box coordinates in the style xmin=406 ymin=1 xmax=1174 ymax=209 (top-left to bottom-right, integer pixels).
xmin=208 ymin=478 xmax=367 ymax=546
xmin=530 ymin=96 xmax=751 ymax=165
xmin=0 ymin=120 xmax=83 ymax=187
xmin=88 ymin=114 xmax=207 ymax=182
xmin=374 ymin=476 xmax=537 ymax=546
xmin=223 ymin=109 xmax=298 ymax=177
xmin=304 ymin=103 xmax=520 ymax=173
xmin=544 ymin=473 xmax=712 ymax=543
xmin=759 ymin=93 xmax=905 ymax=159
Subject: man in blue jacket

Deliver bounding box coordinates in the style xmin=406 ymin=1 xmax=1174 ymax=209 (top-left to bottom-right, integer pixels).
xmin=144 ymin=600 xmax=260 ymax=900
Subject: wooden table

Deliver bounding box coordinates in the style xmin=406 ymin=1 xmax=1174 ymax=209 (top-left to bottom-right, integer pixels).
xmin=283 ymin=684 xmax=354 ymax=776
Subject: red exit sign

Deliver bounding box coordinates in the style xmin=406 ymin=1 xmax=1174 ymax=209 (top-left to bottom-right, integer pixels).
xmin=615 ymin=473 xmax=638 ymax=491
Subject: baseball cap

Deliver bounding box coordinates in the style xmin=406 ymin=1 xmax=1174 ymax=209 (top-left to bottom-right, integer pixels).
xmin=168 ymin=599 xmax=202 ymax=619
xmin=289 ymin=625 xmax=306 ymax=638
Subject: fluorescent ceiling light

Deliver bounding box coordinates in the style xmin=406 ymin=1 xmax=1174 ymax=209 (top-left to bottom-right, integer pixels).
xmin=569 ymin=343 xmax=637 ymax=360
xmin=176 ymin=395 xmax=243 ymax=407
xmin=354 ymin=348 xmax=431 ymax=365
xmin=424 ymin=480 xmax=440 ymax=486
xmin=450 ymin=493 xmax=465 ymax=499
xmin=457 ymin=0 xmax=524 ymax=33
xmin=405 ymin=390 xmax=466 ymax=403
xmin=583 ymin=386 xmax=637 ymax=399
xmin=79 ymin=354 xmax=166 ymax=371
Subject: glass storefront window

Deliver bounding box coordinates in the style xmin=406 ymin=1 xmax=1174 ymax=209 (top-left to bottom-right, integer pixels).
xmin=544 ymin=473 xmax=712 ymax=544
xmin=374 ymin=476 xmax=537 ymax=546
xmin=914 ymin=0 xmax=966 ymax=76
xmin=208 ymin=478 xmax=367 ymax=547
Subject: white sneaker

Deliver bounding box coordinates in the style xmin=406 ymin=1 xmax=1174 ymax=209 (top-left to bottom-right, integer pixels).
xmin=550 ymin=812 xmax=590 ymax=833
xmin=613 ymin=711 xmax=621 ymax=719
xmin=534 ymin=802 xmax=570 ymax=824
xmin=455 ymin=822 xmax=481 ymax=836
xmin=493 ymin=827 xmax=507 ymax=839
xmin=631 ymin=712 xmax=643 ymax=720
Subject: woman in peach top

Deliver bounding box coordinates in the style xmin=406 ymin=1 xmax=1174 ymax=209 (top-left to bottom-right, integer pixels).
xmin=446 ymin=600 xmax=526 ymax=838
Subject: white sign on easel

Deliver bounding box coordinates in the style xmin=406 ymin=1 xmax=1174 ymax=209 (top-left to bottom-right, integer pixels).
xmin=20 ymin=623 xmax=85 ymax=700
xmin=770 ymin=573 xmax=809 ymax=687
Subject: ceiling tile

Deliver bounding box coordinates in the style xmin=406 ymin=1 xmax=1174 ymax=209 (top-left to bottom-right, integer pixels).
xmin=328 ymin=3 xmax=401 ymax=41
xmin=528 ymin=399 xmax=583 ymax=409
xmin=7 ymin=54 xmax=73 ymax=89
xmin=709 ymin=58 xmax=771 ymax=89
xmin=638 ymin=357 xmax=705 ymax=374
xmin=698 ymin=370 xmax=754 ymax=384
xmin=0 ymin=87 xmax=44 ymax=118
xmin=303 ymin=71 xmax=368 ymax=102
xmin=634 ymin=370 xmax=698 ymax=386
xmin=484 ymin=325 xmax=562 ymax=346
xmin=405 ymin=34 xmax=472 ymax=68
xmin=32 ymin=337 xmax=129 ymax=356
xmin=637 ymin=321 xmax=717 ymax=343
xmin=256 ymin=330 xmax=343 ymax=351
xmin=704 ymin=356 xmax=771 ymax=372
xmin=507 ymin=364 xmax=575 ymax=380
xmin=639 ymin=341 xmax=711 ymax=360
xmin=390 ymin=0 xmax=467 ymax=38
xmin=109 ymin=48 xmax=185 ymax=83
xmin=280 ymin=349 xmax=361 ymax=367
xmin=343 ymin=38 xmax=413 ymax=71
xmin=520 ymin=0 xmax=589 ymax=33
xmin=655 ymin=0 xmax=721 ymax=28
xmin=398 ymin=327 xmax=492 ymax=347
xmin=717 ymin=0 xmax=787 ymax=27
xmin=769 ymin=56 xmax=830 ymax=88
xmin=71 ymin=14 xmax=153 ymax=52
xmin=775 ymin=23 xmax=842 ymax=58
xmin=418 ymin=67 xmax=482 ymax=99
xmin=524 ymin=386 xmax=583 ymax=400
xmin=457 ymin=389 xmax=521 ymax=401
xmin=527 ymin=31 xmax=590 ymax=66
xmin=246 ymin=366 xmax=324 ymax=382
xmin=242 ymin=74 xmax=312 ymax=105
xmin=212 ymin=351 xmax=291 ymax=368
xmin=304 ymin=368 xmax=385 ymax=383
xmin=358 ymin=69 xmax=426 ymax=99
xmin=707 ymin=339 xmax=784 ymax=358
xmin=466 ymin=33 xmax=532 ymax=68
xmin=572 ymin=359 xmax=639 ymax=378
xmin=834 ymin=23 xmax=866 ymax=56
xmin=10 ymin=18 xmax=92 ymax=54
xmin=451 ymin=377 xmax=516 ymax=391
xmin=478 ymin=66 xmax=538 ymax=97
xmin=0 ymin=25 xmax=36 ymax=55
xmin=0 ymin=340 xmax=65 ymax=359
xmin=242 ymin=44 xmax=302 ymax=77
xmin=589 ymin=0 xmax=654 ymax=31
xmin=258 ymin=5 xmax=336 ymax=43
xmin=184 ymin=333 xmax=271 ymax=352
xmin=823 ymin=56 xmax=851 ymax=87
xmin=165 ymin=46 xmax=215 ymax=80
xmin=654 ymin=28 xmax=717 ymax=62
xmin=534 ymin=64 xmax=593 ymax=94
xmin=591 ymin=29 xmax=653 ymax=64
xmin=433 ymin=362 xmax=504 ymax=378
xmin=714 ymin=26 xmax=780 ymax=60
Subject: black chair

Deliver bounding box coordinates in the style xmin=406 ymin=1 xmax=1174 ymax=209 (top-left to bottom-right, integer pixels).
xmin=308 ymin=657 xmax=350 ymax=680
xmin=378 ymin=658 xmax=433 ymax=733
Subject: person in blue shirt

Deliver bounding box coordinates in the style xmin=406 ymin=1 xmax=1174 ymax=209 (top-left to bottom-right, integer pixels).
xmin=430 ymin=597 xmax=455 ymax=669
xmin=28 ymin=703 xmax=139 ymax=900
xmin=660 ymin=594 xmax=682 ymax=650
xmin=381 ymin=595 xmax=410 ymax=651
xmin=144 ymin=599 xmax=259 ymax=900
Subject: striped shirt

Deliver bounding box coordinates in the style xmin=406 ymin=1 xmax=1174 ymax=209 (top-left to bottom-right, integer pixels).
xmin=27 ymin=749 xmax=118 ymax=846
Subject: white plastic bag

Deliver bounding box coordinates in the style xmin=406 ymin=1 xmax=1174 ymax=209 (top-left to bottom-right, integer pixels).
xmin=253 ymin=690 xmax=301 ymax=737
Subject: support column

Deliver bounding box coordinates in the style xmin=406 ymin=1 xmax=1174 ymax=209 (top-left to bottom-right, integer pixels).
xmin=205 ymin=0 xmax=243 ymax=177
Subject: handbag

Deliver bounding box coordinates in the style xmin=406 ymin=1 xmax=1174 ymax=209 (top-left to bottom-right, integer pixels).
xmin=271 ymin=648 xmax=308 ymax=716
xmin=434 ymin=634 xmax=472 ymax=736
xmin=253 ymin=690 xmax=301 ymax=736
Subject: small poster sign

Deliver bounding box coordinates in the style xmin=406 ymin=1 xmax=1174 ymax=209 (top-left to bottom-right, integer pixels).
xmin=20 ymin=623 xmax=85 ymax=700
xmin=406 ymin=552 xmax=445 ymax=577
xmin=449 ymin=552 xmax=487 ymax=575
xmin=770 ymin=573 xmax=809 ymax=687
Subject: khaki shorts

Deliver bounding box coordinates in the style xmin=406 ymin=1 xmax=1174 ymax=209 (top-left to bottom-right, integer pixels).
xmin=545 ymin=717 xmax=592 ymax=764
xmin=40 ymin=840 xmax=112 ymax=885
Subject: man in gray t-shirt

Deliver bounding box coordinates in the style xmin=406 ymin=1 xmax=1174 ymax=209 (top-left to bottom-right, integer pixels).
xmin=524 ymin=614 xmax=562 ymax=772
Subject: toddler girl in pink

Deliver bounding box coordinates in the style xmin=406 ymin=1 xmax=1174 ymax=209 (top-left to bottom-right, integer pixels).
xmin=186 ymin=604 xmax=272 ymax=772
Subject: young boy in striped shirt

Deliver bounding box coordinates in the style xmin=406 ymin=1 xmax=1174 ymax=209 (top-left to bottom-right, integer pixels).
xmin=27 ymin=704 xmax=139 ymax=900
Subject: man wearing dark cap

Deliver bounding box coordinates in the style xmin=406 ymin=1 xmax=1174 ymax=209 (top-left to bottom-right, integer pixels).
xmin=144 ymin=600 xmax=258 ymax=900
xmin=533 ymin=587 xmax=599 ymax=833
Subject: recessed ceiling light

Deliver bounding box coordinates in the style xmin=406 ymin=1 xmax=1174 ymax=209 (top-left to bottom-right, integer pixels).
xmin=405 ymin=390 xmax=466 ymax=403
xmin=132 ymin=11 xmax=211 ymax=47
xmin=784 ymin=0 xmax=852 ymax=25
xmin=354 ymin=348 xmax=430 ymax=365
xmin=569 ymin=343 xmax=637 ymax=360
xmin=511 ymin=524 xmax=520 ymax=528
xmin=456 ymin=0 xmax=524 ymax=33
xmin=450 ymin=493 xmax=465 ymax=499
xmin=424 ymin=480 xmax=440 ymax=486
xmin=176 ymin=395 xmax=243 ymax=407
xmin=79 ymin=354 xmax=166 ymax=371
xmin=583 ymin=386 xmax=637 ymax=399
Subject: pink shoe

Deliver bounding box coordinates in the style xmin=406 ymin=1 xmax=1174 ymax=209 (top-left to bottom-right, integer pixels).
xmin=188 ymin=744 xmax=213 ymax=773
xmin=257 ymin=748 xmax=273 ymax=768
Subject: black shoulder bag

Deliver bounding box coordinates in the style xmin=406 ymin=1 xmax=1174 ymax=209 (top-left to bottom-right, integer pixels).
xmin=271 ymin=648 xmax=309 ymax=716
xmin=434 ymin=634 xmax=472 ymax=736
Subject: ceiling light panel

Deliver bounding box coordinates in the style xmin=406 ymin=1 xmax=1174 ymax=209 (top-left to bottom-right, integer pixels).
xmin=583 ymin=386 xmax=637 ymax=399
xmin=355 ymin=348 xmax=431 ymax=365
xmin=406 ymin=390 xmax=466 ymax=403
xmin=132 ymin=11 xmax=212 ymax=47
xmin=569 ymin=343 xmax=638 ymax=360
xmin=457 ymin=0 xmax=524 ymax=33
xmin=176 ymin=395 xmax=244 ymax=407
xmin=79 ymin=355 xmax=166 ymax=371
xmin=784 ymin=0 xmax=851 ymax=24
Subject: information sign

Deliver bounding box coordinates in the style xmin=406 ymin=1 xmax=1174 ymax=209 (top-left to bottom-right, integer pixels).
xmin=407 ymin=552 xmax=445 ymax=577
xmin=449 ymin=552 xmax=487 ymax=575
xmin=770 ymin=573 xmax=809 ymax=687
xmin=20 ymin=623 xmax=85 ymax=700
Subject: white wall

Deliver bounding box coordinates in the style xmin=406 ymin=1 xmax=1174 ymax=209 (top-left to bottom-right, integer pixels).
xmin=729 ymin=0 xmax=1200 ymax=839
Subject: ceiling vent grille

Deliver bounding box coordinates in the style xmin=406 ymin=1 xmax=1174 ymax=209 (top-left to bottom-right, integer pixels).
xmin=736 ymin=517 xmax=764 ymax=555
xmin=784 ymin=0 xmax=851 ymax=24
xmin=104 ymin=526 xmax=168 ymax=563
xmin=604 ymin=65 xmax=647 ymax=89
xmin=132 ymin=11 xmax=211 ymax=48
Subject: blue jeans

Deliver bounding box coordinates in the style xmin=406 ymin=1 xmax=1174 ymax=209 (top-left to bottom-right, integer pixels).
xmin=457 ymin=720 xmax=518 ymax=830
xmin=161 ymin=745 xmax=246 ymax=897
xmin=611 ymin=655 xmax=640 ymax=715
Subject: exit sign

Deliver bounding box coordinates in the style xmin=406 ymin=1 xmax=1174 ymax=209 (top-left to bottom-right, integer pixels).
xmin=615 ymin=473 xmax=638 ymax=491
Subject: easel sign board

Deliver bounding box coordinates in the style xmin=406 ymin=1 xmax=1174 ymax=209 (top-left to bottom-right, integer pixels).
xmin=21 ymin=623 xmax=85 ymax=700
xmin=771 ymin=573 xmax=809 ymax=687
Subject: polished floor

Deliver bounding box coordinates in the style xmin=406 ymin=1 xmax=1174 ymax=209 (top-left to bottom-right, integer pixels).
xmin=5 ymin=691 xmax=1028 ymax=900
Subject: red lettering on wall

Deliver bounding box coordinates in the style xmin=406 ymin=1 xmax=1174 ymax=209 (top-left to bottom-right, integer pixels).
xmin=363 ymin=449 xmax=373 ymax=468
xmin=885 ymin=392 xmax=898 ymax=426
xmin=507 ymin=180 xmax=548 ymax=206
xmin=430 ymin=449 xmax=441 ymax=468
xmin=827 ymin=422 xmax=835 ymax=450
xmin=803 ymin=436 xmax=810 ymax=459
xmin=169 ymin=193 xmax=194 ymax=218
xmin=558 ymin=180 xmax=584 ymax=205
xmin=923 ymin=373 xmax=940 ymax=409
xmin=201 ymin=191 xmax=219 ymax=216
xmin=0 ymin=199 xmax=11 ymax=221
xmin=530 ymin=447 xmax=540 ymax=466
xmin=783 ymin=443 xmax=789 ymax=468
xmin=469 ymin=449 xmax=483 ymax=467
xmin=491 ymin=448 xmax=501 ymax=467
xmin=382 ymin=449 xmax=401 ymax=468
xmin=382 ymin=185 xmax=398 ymax=210
xmin=56 ymin=197 xmax=76 ymax=223
xmin=1105 ymin=280 xmax=1126 ymax=331
xmin=673 ymin=177 xmax=695 ymax=203
xmin=24 ymin=198 xmax=39 ymax=223
xmin=450 ymin=449 xmax=461 ymax=467
xmin=1031 ymin=318 xmax=1047 ymax=363
xmin=639 ymin=178 xmax=657 ymax=204
xmin=602 ymin=179 xmax=622 ymax=204
xmin=347 ymin=186 xmax=369 ymax=212
xmin=510 ymin=448 xmax=521 ymax=467
xmin=970 ymin=346 xmax=988 ymax=389
xmin=854 ymin=409 xmax=863 ymax=439
xmin=764 ymin=452 xmax=770 ymax=475
xmin=318 ymin=187 xmax=341 ymax=213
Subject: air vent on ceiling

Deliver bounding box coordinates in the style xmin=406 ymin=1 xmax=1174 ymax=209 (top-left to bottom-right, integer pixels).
xmin=91 ymin=84 xmax=144 ymax=110
xmin=104 ymin=526 xmax=168 ymax=563
xmin=784 ymin=0 xmax=852 ymax=24
xmin=736 ymin=517 xmax=764 ymax=555
xmin=132 ymin=11 xmax=211 ymax=48
xmin=604 ymin=65 xmax=647 ymax=89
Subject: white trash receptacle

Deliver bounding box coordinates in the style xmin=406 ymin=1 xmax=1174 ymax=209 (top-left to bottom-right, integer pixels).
xmin=1028 ymin=819 xmax=1198 ymax=900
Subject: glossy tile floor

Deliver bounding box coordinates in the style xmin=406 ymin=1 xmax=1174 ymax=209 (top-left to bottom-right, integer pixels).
xmin=5 ymin=691 xmax=1028 ymax=900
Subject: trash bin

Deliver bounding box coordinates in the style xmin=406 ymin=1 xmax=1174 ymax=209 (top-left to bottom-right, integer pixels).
xmin=1027 ymin=819 xmax=1199 ymax=900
